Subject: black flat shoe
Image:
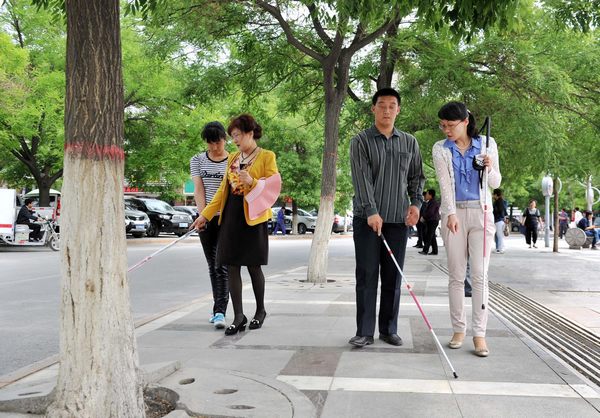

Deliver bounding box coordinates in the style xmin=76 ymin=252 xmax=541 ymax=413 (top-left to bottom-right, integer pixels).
xmin=224 ymin=315 xmax=247 ymax=336
xmin=418 ymin=251 xmax=428 ymax=255
xmin=379 ymin=333 xmax=403 ymax=346
xmin=249 ymin=311 xmax=267 ymax=330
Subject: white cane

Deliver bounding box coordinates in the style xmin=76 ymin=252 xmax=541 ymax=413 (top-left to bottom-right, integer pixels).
xmin=381 ymin=234 xmax=458 ymax=379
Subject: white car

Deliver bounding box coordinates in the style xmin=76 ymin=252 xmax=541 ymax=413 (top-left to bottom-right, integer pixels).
xmin=271 ymin=207 xmax=317 ymax=234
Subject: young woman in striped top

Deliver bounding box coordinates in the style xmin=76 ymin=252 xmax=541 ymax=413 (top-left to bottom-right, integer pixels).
xmin=190 ymin=122 xmax=229 ymax=329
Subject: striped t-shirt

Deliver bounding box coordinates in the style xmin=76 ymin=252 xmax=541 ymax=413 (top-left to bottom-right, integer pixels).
xmin=190 ymin=152 xmax=228 ymax=204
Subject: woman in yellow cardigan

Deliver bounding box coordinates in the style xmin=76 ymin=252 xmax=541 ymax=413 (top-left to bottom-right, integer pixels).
xmin=192 ymin=114 xmax=279 ymax=335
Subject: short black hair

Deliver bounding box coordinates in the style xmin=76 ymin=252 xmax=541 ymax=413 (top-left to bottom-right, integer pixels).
xmin=201 ymin=121 xmax=226 ymax=143
xmin=493 ymin=188 xmax=503 ymax=197
xmin=585 ymin=210 xmax=593 ymax=216
xmin=24 ymin=198 xmax=34 ymax=205
xmin=427 ymin=189 xmax=436 ymax=198
xmin=372 ymin=87 xmax=401 ymax=106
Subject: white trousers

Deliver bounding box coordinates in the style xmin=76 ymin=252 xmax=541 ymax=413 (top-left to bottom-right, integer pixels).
xmin=441 ymin=207 xmax=495 ymax=337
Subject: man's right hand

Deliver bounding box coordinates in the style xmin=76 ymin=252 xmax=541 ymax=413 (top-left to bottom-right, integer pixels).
xmin=367 ymin=214 xmax=383 ymax=236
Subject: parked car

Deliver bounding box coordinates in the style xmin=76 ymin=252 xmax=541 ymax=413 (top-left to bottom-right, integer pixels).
xmin=270 ymin=207 xmax=317 ymax=234
xmin=174 ymin=206 xmax=199 ymax=221
xmin=332 ymin=213 xmax=353 ymax=233
xmin=124 ymin=197 xmax=193 ymax=237
xmin=124 ymin=203 xmax=150 ymax=238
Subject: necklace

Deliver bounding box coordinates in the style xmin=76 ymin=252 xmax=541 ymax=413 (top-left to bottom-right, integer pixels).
xmin=456 ymin=140 xmax=471 ymax=150
xmin=240 ymin=146 xmax=259 ymax=164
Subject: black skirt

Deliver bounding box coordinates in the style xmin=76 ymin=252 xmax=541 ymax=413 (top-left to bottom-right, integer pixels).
xmin=217 ymin=193 xmax=269 ymax=266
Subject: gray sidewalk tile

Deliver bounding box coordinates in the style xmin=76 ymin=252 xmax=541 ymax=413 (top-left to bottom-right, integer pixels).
xmin=335 ymin=352 xmax=447 ymax=380
xmin=456 ymin=394 xmax=600 ymax=418
xmin=320 ymin=392 xmax=462 ymax=418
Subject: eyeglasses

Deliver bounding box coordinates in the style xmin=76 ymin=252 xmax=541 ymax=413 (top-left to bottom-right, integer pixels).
xmin=230 ymin=132 xmax=243 ymax=140
xmin=438 ymin=121 xmax=463 ymax=131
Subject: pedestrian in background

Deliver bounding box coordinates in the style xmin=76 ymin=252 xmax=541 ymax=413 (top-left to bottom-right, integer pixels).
xmin=192 ymin=114 xmax=280 ymax=335
xmin=432 ymin=101 xmax=501 ymax=357
xmin=191 ymin=122 xmax=230 ymax=329
xmin=492 ymin=189 xmax=507 ymax=253
xmin=523 ymin=199 xmax=542 ymax=248
xmin=272 ymin=205 xmax=287 ymax=235
xmin=419 ymin=189 xmax=440 ymax=255
xmin=349 ymin=87 xmax=425 ymax=348
xmin=413 ymin=191 xmax=427 ymax=248
xmin=558 ymin=208 xmax=569 ymax=239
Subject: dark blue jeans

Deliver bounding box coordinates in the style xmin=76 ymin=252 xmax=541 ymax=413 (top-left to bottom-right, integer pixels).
xmin=353 ymin=217 xmax=408 ymax=337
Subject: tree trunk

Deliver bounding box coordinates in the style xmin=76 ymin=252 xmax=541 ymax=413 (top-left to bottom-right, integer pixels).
xmin=291 ymin=199 xmax=298 ymax=235
xmin=307 ymin=65 xmax=344 ymax=283
xmin=46 ymin=1 xmax=145 ymax=417
xmin=553 ymin=176 xmax=559 ymax=253
xmin=38 ymin=183 xmax=51 ymax=208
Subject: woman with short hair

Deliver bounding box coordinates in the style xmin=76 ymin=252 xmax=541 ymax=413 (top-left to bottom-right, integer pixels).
xmin=192 ymin=114 xmax=279 ymax=335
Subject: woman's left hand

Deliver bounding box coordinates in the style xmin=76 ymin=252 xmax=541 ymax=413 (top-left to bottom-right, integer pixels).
xmin=239 ymin=169 xmax=254 ymax=186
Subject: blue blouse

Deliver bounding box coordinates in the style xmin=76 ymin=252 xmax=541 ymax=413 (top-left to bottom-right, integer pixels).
xmin=443 ymin=137 xmax=481 ymax=201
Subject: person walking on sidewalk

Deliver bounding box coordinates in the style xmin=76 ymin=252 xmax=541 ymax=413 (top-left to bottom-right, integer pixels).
xmin=492 ymin=189 xmax=508 ymax=253
xmin=349 ymin=87 xmax=425 ymax=348
xmin=523 ymin=199 xmax=542 ymax=248
xmin=192 ymin=114 xmax=280 ymax=335
xmin=191 ymin=122 xmax=230 ymax=329
xmin=272 ymin=205 xmax=286 ymax=235
xmin=432 ymin=101 xmax=501 ymax=357
xmin=413 ymin=191 xmax=428 ymax=248
xmin=419 ymin=189 xmax=440 ymax=255
xmin=558 ymin=208 xmax=569 ymax=239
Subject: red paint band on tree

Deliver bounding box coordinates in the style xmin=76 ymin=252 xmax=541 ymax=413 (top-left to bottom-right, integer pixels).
xmin=64 ymin=143 xmax=125 ymax=160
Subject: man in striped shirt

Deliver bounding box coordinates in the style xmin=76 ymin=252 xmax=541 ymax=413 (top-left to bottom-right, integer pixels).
xmin=349 ymin=87 xmax=425 ymax=348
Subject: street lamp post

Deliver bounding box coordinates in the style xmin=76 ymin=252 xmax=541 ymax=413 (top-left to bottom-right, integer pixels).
xmin=541 ymin=175 xmax=553 ymax=248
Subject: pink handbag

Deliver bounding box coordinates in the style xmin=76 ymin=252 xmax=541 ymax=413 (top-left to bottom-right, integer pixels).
xmin=245 ymin=173 xmax=282 ymax=220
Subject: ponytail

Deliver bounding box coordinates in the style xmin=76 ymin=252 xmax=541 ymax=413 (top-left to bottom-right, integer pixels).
xmin=466 ymin=111 xmax=478 ymax=138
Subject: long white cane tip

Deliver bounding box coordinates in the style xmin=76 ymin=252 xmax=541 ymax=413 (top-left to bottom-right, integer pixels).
xmin=453 ymin=372 xmax=458 ymax=379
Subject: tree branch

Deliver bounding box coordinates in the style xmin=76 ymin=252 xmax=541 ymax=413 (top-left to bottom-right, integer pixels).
xmin=306 ymin=2 xmax=333 ymax=48
xmin=251 ymin=0 xmax=325 ymax=63
xmin=347 ymin=86 xmax=361 ymax=103
xmin=348 ymin=17 xmax=399 ymax=55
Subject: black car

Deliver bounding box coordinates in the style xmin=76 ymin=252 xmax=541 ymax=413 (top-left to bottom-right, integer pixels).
xmin=125 ymin=197 xmax=193 ymax=237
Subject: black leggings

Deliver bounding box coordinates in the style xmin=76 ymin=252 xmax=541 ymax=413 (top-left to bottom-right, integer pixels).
xmin=227 ymin=265 xmax=265 ymax=324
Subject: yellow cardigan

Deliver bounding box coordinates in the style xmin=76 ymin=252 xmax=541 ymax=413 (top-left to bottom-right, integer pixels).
xmin=201 ymin=149 xmax=279 ymax=226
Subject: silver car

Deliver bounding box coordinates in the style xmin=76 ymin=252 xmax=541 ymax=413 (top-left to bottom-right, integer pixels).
xmin=125 ymin=203 xmax=150 ymax=238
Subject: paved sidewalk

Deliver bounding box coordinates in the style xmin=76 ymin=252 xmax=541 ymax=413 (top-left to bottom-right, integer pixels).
xmin=1 ymin=234 xmax=599 ymax=417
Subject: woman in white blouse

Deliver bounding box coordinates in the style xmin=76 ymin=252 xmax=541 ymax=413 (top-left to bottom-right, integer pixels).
xmin=432 ymin=102 xmax=501 ymax=357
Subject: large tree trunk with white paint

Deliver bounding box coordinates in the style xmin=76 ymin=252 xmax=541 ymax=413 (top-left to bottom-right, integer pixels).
xmin=45 ymin=1 xmax=145 ymax=417
xmin=307 ymin=63 xmax=346 ymax=283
